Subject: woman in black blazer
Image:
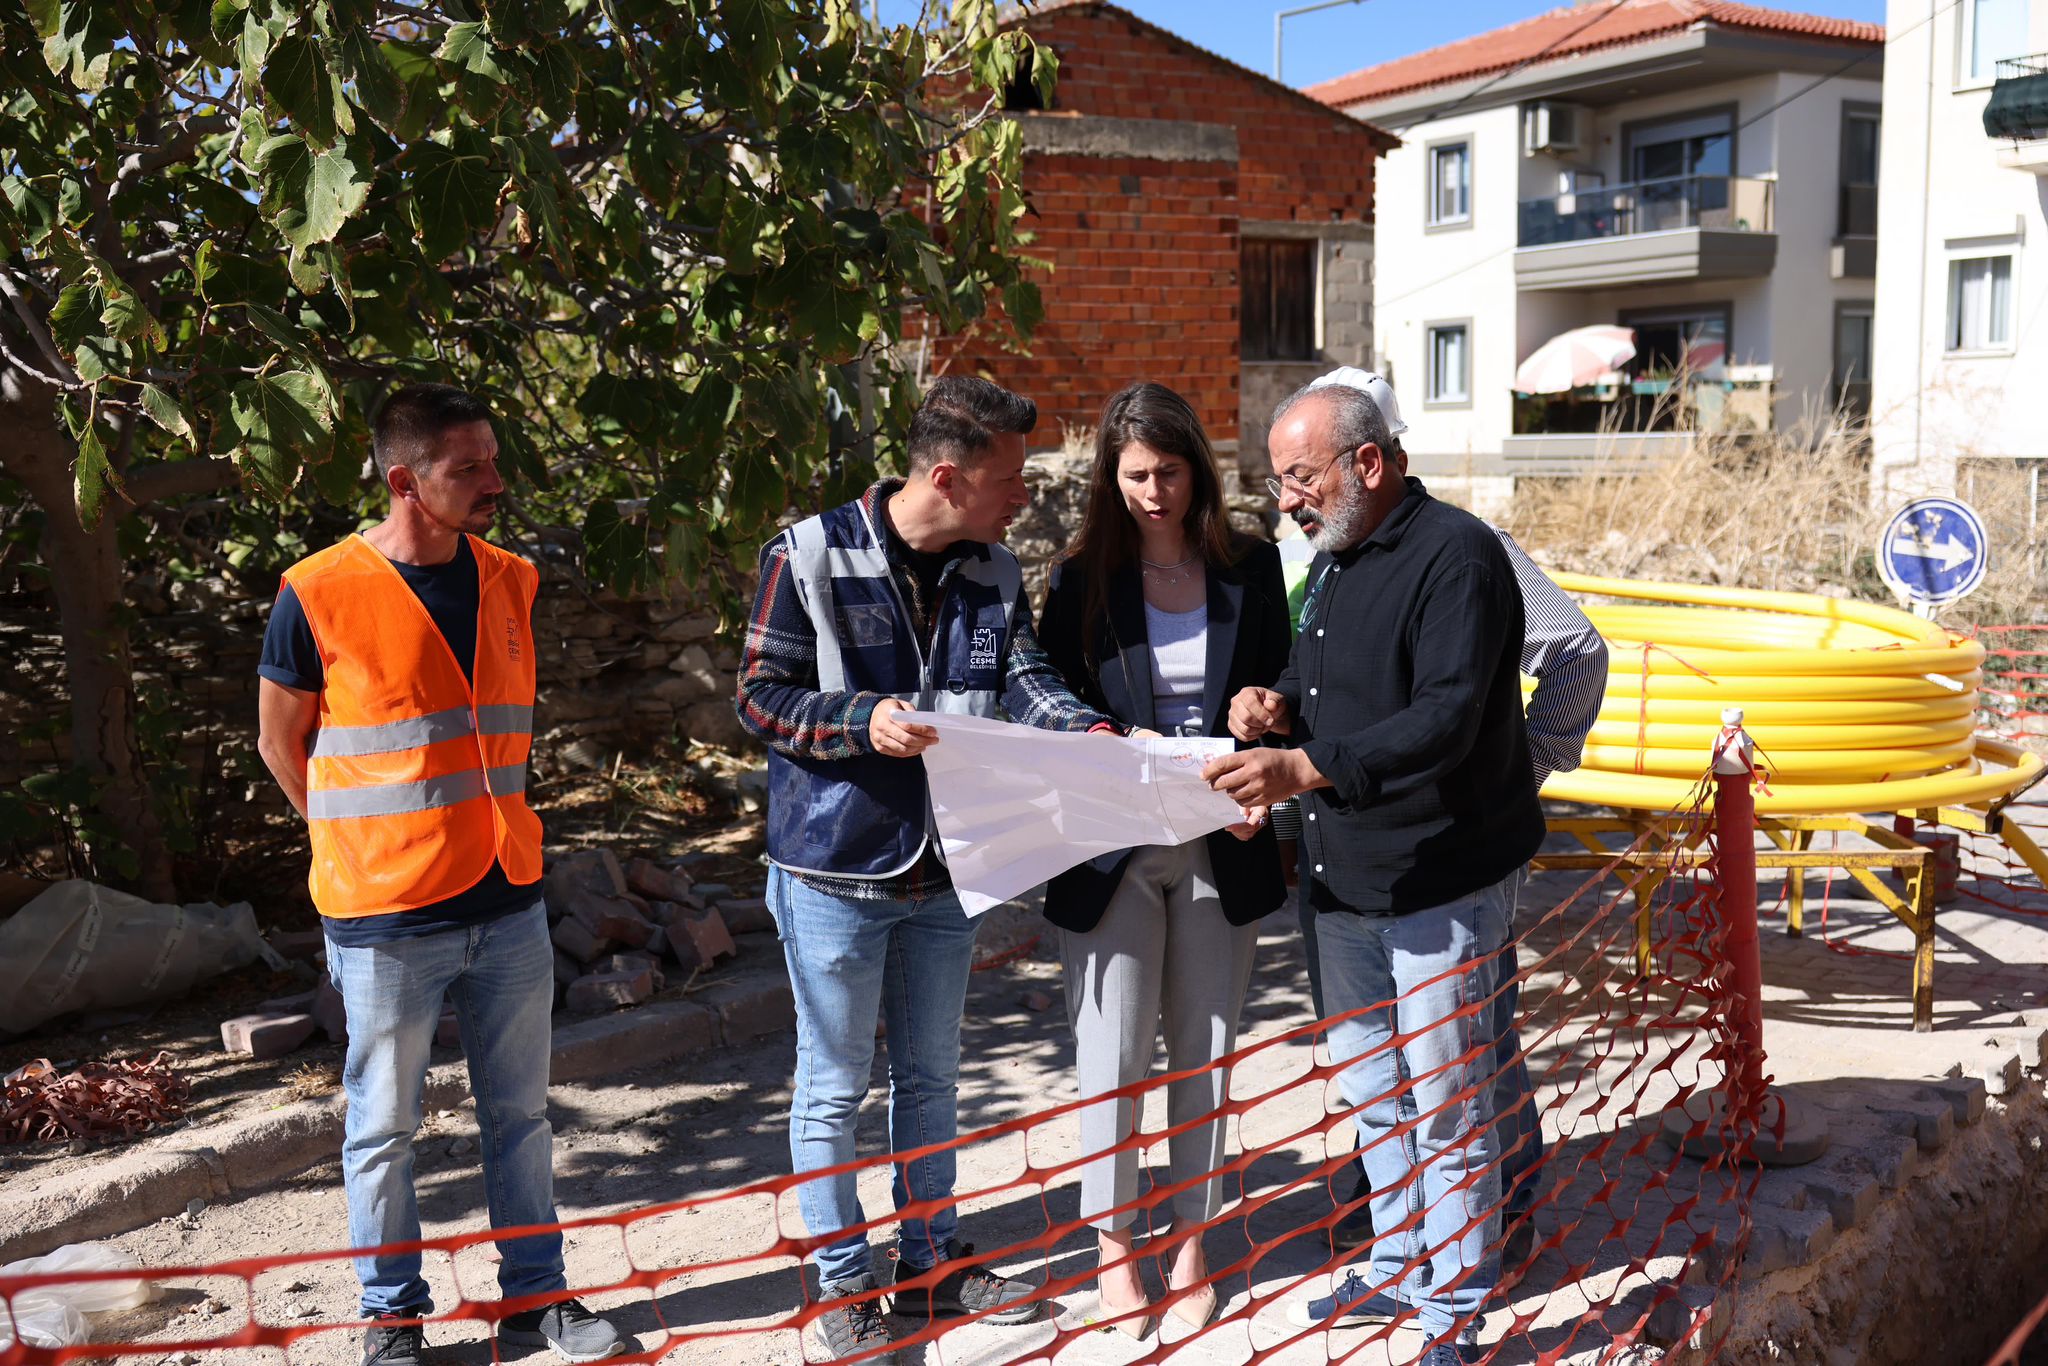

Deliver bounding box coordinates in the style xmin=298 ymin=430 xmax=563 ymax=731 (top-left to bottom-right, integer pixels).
xmin=1037 ymin=382 xmax=1293 ymax=1337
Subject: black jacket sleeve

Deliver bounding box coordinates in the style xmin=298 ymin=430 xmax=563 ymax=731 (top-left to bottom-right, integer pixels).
xmin=1037 ymin=558 xmax=1109 ymax=718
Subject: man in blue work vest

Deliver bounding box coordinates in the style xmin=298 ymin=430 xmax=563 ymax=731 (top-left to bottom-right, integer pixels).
xmin=735 ymin=376 xmax=1118 ymax=1364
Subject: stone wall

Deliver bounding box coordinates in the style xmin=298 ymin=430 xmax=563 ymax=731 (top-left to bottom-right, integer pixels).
xmin=0 ymin=557 xmax=750 ymax=808
xmin=0 ymin=455 xmax=1264 ymax=806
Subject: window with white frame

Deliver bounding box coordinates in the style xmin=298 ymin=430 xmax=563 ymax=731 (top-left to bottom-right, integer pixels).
xmin=1426 ymin=322 xmax=1470 ymax=405
xmin=1427 ymin=141 xmax=1470 ymax=226
xmin=1946 ymin=254 xmax=2014 ymax=351
xmin=1961 ymin=0 xmax=2029 ymax=84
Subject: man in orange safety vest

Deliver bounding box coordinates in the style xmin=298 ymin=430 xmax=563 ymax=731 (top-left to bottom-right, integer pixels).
xmin=257 ymin=384 xmax=624 ymax=1366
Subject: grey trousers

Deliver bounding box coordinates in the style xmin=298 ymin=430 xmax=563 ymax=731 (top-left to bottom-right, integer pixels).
xmin=1060 ymin=840 xmax=1259 ymax=1232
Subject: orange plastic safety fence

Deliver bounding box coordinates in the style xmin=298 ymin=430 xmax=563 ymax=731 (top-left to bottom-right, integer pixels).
xmin=1974 ymin=624 xmax=2048 ymax=726
xmin=1985 ymin=1283 xmax=2048 ymax=1366
xmin=0 ymin=815 xmax=1767 ymax=1366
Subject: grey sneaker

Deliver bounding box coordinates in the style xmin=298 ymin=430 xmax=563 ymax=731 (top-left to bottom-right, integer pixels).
xmin=891 ymin=1239 xmax=1041 ymax=1325
xmin=815 ymin=1274 xmax=900 ymax=1363
xmin=361 ymin=1314 xmax=424 ymax=1366
xmin=499 ymin=1298 xmax=625 ymax=1362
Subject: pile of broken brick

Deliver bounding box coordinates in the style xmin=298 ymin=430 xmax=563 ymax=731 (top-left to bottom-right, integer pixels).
xmin=220 ymin=851 xmax=774 ymax=1060
xmin=543 ymin=850 xmax=768 ymax=1014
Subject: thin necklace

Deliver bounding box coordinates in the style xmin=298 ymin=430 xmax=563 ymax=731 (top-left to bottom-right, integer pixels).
xmin=1139 ymin=552 xmax=1196 ymax=570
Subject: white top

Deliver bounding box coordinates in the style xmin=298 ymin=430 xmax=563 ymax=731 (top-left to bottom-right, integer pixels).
xmin=1143 ymin=600 xmax=1208 ymax=736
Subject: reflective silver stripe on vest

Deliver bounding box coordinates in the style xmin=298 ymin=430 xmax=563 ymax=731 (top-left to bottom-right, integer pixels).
xmin=311 ymin=707 xmax=473 ymax=758
xmin=474 ymin=704 xmax=534 ymax=736
xmin=306 ymin=764 xmax=528 ymax=820
xmin=309 ymin=705 xmax=532 ymax=759
xmin=784 ymin=511 xmax=1022 ymax=700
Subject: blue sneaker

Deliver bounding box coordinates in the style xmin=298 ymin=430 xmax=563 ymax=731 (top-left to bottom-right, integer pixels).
xmin=1285 ymin=1270 xmax=1403 ymax=1327
xmin=1419 ymin=1337 xmax=1483 ymax=1365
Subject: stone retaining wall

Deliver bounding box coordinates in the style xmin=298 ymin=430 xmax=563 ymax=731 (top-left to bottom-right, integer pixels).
xmin=0 ymin=454 xmax=1270 ymax=806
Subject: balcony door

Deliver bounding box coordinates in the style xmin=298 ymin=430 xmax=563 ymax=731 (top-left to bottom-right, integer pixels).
xmin=1622 ymin=305 xmax=1731 ymax=381
xmin=1626 ymin=110 xmax=1734 ymax=229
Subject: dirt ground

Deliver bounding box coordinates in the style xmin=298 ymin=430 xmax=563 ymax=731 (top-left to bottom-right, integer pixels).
xmin=83 ymin=903 xmax=1397 ymax=1366
xmin=71 ymin=864 xmax=1727 ymax=1366
xmin=0 ymin=761 xmax=768 ymax=1190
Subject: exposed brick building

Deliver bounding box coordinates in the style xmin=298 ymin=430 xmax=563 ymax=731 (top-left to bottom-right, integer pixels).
xmin=935 ymin=1 xmax=1397 ymax=475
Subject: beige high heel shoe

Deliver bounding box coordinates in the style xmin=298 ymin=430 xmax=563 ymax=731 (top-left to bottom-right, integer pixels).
xmin=1096 ymin=1286 xmax=1157 ymax=1340
xmin=1160 ymin=1243 xmax=1219 ymax=1329
xmin=1095 ymin=1240 xmax=1156 ymax=1340
xmin=1164 ymin=1280 xmax=1218 ymax=1329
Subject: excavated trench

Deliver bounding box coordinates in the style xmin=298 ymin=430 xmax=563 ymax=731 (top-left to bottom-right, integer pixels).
xmin=1716 ymin=1077 xmax=2048 ymax=1366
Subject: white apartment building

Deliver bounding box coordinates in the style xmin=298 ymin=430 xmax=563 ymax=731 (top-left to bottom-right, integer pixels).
xmin=1871 ymin=0 xmax=2048 ymax=504
xmin=1309 ymin=1 xmax=1884 ymax=487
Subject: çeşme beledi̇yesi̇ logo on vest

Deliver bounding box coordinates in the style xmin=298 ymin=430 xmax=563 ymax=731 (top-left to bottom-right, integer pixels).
xmin=970 ymin=626 xmax=999 ymax=673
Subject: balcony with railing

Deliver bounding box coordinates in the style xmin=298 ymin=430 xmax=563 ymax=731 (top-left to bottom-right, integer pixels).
xmin=1514 ymin=175 xmax=1778 ymax=290
xmin=1986 ymin=54 xmax=2048 ymax=173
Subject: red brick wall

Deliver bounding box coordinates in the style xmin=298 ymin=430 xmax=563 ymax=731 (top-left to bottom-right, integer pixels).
xmin=931 ymin=3 xmax=1386 ymax=446
xmin=937 ymin=152 xmax=1241 ymax=443
xmin=1017 ymin=5 xmax=1382 ymax=224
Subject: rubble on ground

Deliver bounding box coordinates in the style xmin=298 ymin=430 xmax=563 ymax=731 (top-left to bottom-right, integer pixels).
xmin=218 ymin=849 xmax=768 ymax=1061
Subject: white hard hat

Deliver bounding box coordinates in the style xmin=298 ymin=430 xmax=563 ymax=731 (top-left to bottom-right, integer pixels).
xmin=1309 ymin=366 xmax=1408 ymax=437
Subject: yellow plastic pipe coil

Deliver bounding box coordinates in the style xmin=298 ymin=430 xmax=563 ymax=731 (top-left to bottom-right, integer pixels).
xmin=1534 ymin=573 xmax=2043 ymax=816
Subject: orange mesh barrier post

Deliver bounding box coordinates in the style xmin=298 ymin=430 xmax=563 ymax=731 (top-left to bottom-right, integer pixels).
xmin=1714 ymin=711 xmax=1765 ymax=1124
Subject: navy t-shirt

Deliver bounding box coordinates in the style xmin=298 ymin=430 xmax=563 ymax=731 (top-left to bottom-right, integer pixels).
xmin=260 ymin=537 xmax=536 ymax=946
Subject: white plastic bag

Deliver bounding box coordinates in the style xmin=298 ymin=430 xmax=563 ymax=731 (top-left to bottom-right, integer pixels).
xmin=0 ymin=1243 xmax=153 ymax=1349
xmin=0 ymin=880 xmax=274 ymax=1035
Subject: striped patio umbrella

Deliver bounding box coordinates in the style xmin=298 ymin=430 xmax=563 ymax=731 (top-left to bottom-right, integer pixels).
xmin=1514 ymin=324 xmax=1637 ymax=394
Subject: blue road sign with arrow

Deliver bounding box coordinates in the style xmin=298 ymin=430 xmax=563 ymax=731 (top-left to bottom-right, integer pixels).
xmin=1877 ymin=497 xmax=1989 ymax=608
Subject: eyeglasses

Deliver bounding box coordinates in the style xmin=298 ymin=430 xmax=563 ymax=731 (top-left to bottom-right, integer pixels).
xmin=1264 ymin=451 xmax=1346 ymax=501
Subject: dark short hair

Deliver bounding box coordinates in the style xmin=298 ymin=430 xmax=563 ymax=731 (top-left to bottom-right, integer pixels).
xmin=371 ymin=383 xmax=495 ymax=479
xmin=905 ymin=376 xmax=1037 ymax=472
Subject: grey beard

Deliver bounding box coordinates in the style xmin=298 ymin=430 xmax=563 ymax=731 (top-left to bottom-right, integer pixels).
xmin=1300 ymin=464 xmax=1368 ymax=553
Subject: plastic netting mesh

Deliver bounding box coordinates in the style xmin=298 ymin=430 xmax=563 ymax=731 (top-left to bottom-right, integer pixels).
xmin=1 ymin=815 xmax=1771 ymax=1366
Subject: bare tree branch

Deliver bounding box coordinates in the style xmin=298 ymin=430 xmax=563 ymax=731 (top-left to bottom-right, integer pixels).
xmin=0 ymin=267 xmax=82 ymax=387
xmin=120 ymin=456 xmax=243 ymax=508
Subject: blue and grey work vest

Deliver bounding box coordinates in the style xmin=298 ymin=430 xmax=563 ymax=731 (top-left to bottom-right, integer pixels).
xmin=767 ymin=497 xmax=1022 ymax=879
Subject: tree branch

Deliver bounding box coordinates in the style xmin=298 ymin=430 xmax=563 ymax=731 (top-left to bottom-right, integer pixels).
xmin=0 ymin=267 xmax=81 ymax=387
xmin=120 ymin=457 xmax=243 ymax=508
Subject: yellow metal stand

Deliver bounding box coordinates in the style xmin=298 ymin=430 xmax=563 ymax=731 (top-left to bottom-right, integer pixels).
xmin=1532 ymin=813 xmax=1940 ymax=1030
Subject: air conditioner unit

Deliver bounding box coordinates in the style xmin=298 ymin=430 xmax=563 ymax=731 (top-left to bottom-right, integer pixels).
xmin=1523 ymin=101 xmax=1587 ymax=156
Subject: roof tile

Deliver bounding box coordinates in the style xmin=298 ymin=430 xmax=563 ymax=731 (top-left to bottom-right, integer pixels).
xmin=1305 ymin=0 xmax=1883 ymax=108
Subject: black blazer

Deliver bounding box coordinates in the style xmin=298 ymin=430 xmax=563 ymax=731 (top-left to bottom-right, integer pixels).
xmin=1036 ymin=535 xmax=1294 ymax=933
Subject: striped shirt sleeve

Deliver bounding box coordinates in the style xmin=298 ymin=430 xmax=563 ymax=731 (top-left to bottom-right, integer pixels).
xmin=1001 ymin=587 xmax=1117 ymax=733
xmin=733 ymin=535 xmax=883 ymax=761
xmin=1493 ymin=526 xmax=1608 ymax=788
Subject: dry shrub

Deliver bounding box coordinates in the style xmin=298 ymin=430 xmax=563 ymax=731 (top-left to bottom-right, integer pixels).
xmin=282 ymin=1061 xmax=341 ymax=1102
xmin=1498 ymin=413 xmax=2046 ymax=627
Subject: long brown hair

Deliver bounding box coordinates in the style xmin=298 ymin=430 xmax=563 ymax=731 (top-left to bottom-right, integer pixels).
xmin=1062 ymin=382 xmax=1236 ymax=668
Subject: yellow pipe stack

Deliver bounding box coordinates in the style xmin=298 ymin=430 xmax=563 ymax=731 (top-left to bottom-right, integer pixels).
xmin=1535 ymin=574 xmax=2042 ymax=815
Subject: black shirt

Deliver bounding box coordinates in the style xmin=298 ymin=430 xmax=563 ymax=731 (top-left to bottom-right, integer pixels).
xmin=260 ymin=536 xmax=534 ymax=946
xmin=1279 ymin=478 xmax=1545 ymax=915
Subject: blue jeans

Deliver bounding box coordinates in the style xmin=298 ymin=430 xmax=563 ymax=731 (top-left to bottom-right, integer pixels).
xmin=766 ymin=867 xmax=981 ymax=1288
xmin=325 ymin=901 xmax=563 ymax=1317
xmin=1301 ymin=873 xmax=1544 ymax=1217
xmin=1316 ymin=875 xmax=1516 ymax=1343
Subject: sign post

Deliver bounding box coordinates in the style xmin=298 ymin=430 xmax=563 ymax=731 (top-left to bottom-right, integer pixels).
xmin=1877 ymin=497 xmax=1989 ymax=617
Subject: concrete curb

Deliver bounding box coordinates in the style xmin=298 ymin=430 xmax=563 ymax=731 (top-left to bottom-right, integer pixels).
xmin=0 ymin=965 xmax=800 ymax=1262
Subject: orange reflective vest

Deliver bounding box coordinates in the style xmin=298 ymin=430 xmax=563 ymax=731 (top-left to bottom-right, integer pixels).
xmin=283 ymin=534 xmax=542 ymax=918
